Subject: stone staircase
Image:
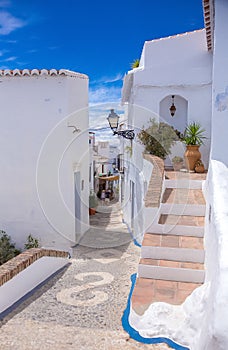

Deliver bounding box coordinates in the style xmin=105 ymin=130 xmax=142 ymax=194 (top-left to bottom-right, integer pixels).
xmin=138 ymin=171 xmax=206 ymax=287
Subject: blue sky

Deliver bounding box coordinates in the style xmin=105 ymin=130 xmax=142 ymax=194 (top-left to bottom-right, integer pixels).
xmin=0 ymin=0 xmax=204 ymax=102
xmin=0 ymin=0 xmax=204 ymax=139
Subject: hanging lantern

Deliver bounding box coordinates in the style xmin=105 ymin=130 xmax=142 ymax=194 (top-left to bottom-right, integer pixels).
xmin=169 ymin=95 xmax=176 ymax=117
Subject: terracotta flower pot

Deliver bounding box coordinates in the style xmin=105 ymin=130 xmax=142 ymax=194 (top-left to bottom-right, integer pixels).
xmin=89 ymin=208 xmax=96 ymax=215
xmin=184 ymin=145 xmax=201 ymax=171
xmin=173 ymin=162 xmax=184 ymax=171
xmin=195 ymin=164 xmax=205 ymax=173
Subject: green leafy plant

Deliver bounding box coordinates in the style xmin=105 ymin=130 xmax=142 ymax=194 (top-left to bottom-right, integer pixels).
xmin=0 ymin=230 xmax=21 ymax=265
xmin=182 ymin=122 xmax=206 ymax=145
xmin=131 ymin=59 xmax=140 ymax=69
xmin=24 ymin=234 xmax=39 ymax=250
xmin=172 ymin=156 xmax=183 ymax=163
xmin=125 ymin=145 xmax=132 ymax=157
xmin=138 ymin=119 xmax=180 ymax=159
xmin=89 ymin=191 xmax=98 ymax=208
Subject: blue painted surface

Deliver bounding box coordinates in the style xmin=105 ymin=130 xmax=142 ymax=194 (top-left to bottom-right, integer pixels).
xmin=122 ymin=219 xmax=141 ymax=247
xmin=122 ymin=273 xmax=190 ymax=350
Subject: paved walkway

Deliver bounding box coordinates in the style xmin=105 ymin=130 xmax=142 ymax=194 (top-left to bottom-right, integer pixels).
xmin=0 ymin=200 xmax=170 ymax=350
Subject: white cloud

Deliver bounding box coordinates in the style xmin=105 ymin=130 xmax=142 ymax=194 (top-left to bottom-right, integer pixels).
xmin=0 ymin=49 xmax=7 ymax=56
xmin=3 ymin=55 xmax=16 ymax=61
xmin=6 ymin=39 xmax=17 ymax=43
xmin=91 ymin=73 xmax=123 ymax=85
xmin=27 ymin=49 xmax=37 ymax=53
xmin=89 ymin=85 xmax=122 ymax=105
xmin=0 ymin=11 xmax=26 ymax=35
xmin=89 ymin=103 xmax=125 ymax=145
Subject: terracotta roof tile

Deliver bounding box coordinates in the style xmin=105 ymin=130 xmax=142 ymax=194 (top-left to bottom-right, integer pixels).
xmin=0 ymin=69 xmax=88 ymax=79
xmin=203 ymin=0 xmax=214 ymax=51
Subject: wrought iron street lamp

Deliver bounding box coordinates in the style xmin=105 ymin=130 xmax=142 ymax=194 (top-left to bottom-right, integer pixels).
xmin=107 ymin=109 xmax=135 ymax=140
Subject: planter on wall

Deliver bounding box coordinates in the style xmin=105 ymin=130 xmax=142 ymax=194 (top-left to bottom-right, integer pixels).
xmin=184 ymin=145 xmax=201 ymax=171
xmin=89 ymin=208 xmax=96 ymax=215
xmin=173 ymin=162 xmax=184 ymax=171
xmin=195 ymin=164 xmax=205 ymax=173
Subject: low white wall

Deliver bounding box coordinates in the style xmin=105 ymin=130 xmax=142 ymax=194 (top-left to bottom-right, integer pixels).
xmin=197 ymin=160 xmax=228 ymax=349
xmin=0 ymin=256 xmax=69 ymax=315
xmin=211 ymin=0 xmax=228 ymax=166
xmin=123 ymin=146 xmax=159 ymax=244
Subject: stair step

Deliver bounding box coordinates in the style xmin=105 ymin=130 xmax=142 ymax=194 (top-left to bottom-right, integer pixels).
xmin=160 ymin=203 xmax=206 ymax=216
xmin=140 ymin=258 xmax=204 ymax=270
xmin=131 ymin=277 xmax=203 ymax=314
xmin=141 ymin=246 xmax=205 ymax=263
xmin=165 ymin=172 xmax=207 ymax=181
xmin=159 ymin=214 xmax=205 ymax=226
xmin=146 ymin=224 xmax=204 ymax=237
xmin=138 ymin=262 xmax=205 ymax=283
xmin=165 ymin=179 xmax=204 ymax=189
xmin=142 ymin=233 xmax=204 ymax=250
xmin=162 ymin=188 xmax=206 ymax=205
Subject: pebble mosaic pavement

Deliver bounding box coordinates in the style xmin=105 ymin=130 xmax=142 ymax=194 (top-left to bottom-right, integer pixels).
xmin=0 ymin=202 xmax=170 ymax=350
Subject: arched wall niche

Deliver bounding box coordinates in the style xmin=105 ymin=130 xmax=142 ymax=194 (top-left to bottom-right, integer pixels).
xmin=159 ymin=94 xmax=188 ymax=133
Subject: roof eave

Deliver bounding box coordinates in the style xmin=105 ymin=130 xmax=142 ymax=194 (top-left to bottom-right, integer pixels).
xmin=203 ymin=0 xmax=214 ymax=51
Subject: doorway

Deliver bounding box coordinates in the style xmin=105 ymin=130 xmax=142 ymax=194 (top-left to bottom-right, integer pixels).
xmin=74 ymin=171 xmax=81 ymax=237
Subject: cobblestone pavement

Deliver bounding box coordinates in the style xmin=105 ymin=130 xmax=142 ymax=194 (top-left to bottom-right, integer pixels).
xmin=0 ymin=202 xmax=170 ymax=350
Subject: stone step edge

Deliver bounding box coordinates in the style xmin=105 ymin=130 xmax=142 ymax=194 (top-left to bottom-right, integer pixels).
xmin=145 ymin=224 xmax=204 ymax=237
xmin=138 ymin=265 xmax=205 ymax=283
xmin=139 ymin=258 xmax=204 ymax=269
xmin=164 ymin=179 xmax=204 ymax=189
xmin=159 ymin=203 xmax=206 ymax=216
xmin=141 ymin=246 xmax=205 ymax=263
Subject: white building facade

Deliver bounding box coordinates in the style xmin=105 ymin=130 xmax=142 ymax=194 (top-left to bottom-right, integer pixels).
xmin=122 ymin=0 xmax=228 ymax=349
xmin=0 ymin=69 xmax=89 ymax=251
xmin=121 ymin=28 xmax=212 ymax=244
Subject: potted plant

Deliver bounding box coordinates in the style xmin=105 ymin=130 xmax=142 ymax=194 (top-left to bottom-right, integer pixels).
xmin=194 ymin=159 xmax=205 ymax=173
xmin=182 ymin=122 xmax=206 ymax=171
xmin=89 ymin=191 xmax=98 ymax=215
xmin=172 ymin=156 xmax=184 ymax=171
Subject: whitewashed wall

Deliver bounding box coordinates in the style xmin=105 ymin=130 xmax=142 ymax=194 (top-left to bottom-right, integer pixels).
xmin=197 ymin=1 xmax=228 ymax=348
xmin=196 ymin=160 xmax=228 ymax=350
xmin=0 ymin=72 xmax=89 ymax=250
xmin=123 ymin=142 xmax=157 ymax=244
xmin=211 ymin=0 xmax=228 ymax=166
xmin=122 ymin=29 xmax=212 ymax=169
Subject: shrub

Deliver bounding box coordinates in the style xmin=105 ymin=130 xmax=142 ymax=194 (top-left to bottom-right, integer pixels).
xmin=131 ymin=59 xmax=140 ymax=69
xmin=89 ymin=191 xmax=98 ymax=208
xmin=24 ymin=234 xmax=40 ymax=250
xmin=138 ymin=119 xmax=180 ymax=159
xmin=0 ymin=230 xmax=21 ymax=265
xmin=172 ymin=156 xmax=183 ymax=163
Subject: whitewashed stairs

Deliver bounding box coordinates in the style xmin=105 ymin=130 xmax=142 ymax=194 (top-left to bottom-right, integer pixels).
xmin=138 ymin=174 xmax=206 ymax=284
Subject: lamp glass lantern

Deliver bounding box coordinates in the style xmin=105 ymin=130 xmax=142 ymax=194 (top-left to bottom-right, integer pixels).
xmin=169 ymin=95 xmax=176 ymax=117
xmin=107 ymin=109 xmax=120 ymax=133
